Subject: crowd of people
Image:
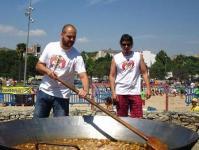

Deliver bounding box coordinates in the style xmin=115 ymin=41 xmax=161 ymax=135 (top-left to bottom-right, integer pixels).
xmin=0 ymin=78 xmax=17 ymax=87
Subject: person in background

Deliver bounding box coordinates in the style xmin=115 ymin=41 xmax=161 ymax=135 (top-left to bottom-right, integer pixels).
xmin=193 ymin=83 xmax=199 ymax=99
xmin=34 ymin=24 xmax=89 ymax=118
xmin=104 ymin=96 xmax=114 ymax=111
xmin=141 ymin=88 xmax=146 ymax=106
xmin=13 ymin=80 xmax=17 ymax=86
xmin=6 ymin=79 xmax=11 ymax=86
xmin=190 ymin=82 xmax=195 ymax=89
xmin=191 ymin=98 xmax=199 ymax=112
xmin=109 ymin=34 xmax=151 ymax=118
xmin=179 ymin=86 xmax=185 ymax=99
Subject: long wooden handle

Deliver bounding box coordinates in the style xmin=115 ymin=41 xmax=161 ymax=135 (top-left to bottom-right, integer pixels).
xmin=56 ymin=78 xmax=149 ymax=141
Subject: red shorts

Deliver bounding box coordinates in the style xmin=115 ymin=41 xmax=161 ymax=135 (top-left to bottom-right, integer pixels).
xmin=116 ymin=95 xmax=143 ymax=118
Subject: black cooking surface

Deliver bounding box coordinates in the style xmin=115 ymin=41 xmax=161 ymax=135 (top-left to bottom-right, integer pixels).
xmin=0 ymin=116 xmax=198 ymax=150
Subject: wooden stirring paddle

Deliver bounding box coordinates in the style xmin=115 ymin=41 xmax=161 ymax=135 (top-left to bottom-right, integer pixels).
xmin=56 ymin=77 xmax=168 ymax=150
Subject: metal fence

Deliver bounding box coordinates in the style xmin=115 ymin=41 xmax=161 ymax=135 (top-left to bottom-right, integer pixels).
xmin=0 ymin=87 xmax=197 ymax=106
xmin=185 ymin=88 xmax=196 ymax=105
xmin=0 ymin=92 xmax=110 ymax=106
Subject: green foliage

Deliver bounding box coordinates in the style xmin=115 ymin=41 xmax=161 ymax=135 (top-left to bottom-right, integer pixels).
xmin=27 ymin=54 xmax=39 ymax=78
xmin=16 ymin=43 xmax=26 ymax=81
xmin=16 ymin=43 xmax=26 ymax=60
xmin=172 ymin=55 xmax=199 ymax=81
xmin=81 ymin=52 xmax=112 ymax=81
xmin=0 ymin=49 xmax=18 ymax=78
xmin=1 ymin=46 xmax=198 ymax=83
xmin=150 ymin=50 xmax=199 ymax=81
xmin=93 ymin=53 xmax=112 ymax=80
xmin=0 ymin=47 xmax=38 ymax=80
xmin=81 ymin=51 xmax=95 ymax=77
xmin=85 ymin=57 xmax=95 ymax=76
xmin=150 ymin=50 xmax=172 ymax=79
xmin=150 ymin=62 xmax=165 ymax=80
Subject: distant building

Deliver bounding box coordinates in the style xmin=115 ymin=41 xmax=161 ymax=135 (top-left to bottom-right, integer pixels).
xmin=140 ymin=50 xmax=156 ymax=68
xmin=27 ymin=44 xmax=41 ymax=57
xmin=95 ymin=48 xmax=119 ymax=59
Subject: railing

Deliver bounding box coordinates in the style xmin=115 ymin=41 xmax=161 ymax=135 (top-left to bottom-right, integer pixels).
xmin=0 ymin=92 xmax=109 ymax=106
xmin=70 ymin=92 xmax=89 ymax=104
xmin=0 ymin=93 xmax=35 ymax=106
xmin=0 ymin=87 xmax=197 ymax=106
xmin=185 ymin=88 xmax=196 ymax=105
xmin=0 ymin=93 xmax=16 ymax=106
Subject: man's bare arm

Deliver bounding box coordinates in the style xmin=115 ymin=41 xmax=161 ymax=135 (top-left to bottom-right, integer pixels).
xmin=140 ymin=54 xmax=151 ymax=99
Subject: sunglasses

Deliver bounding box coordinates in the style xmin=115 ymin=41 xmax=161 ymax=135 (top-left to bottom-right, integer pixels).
xmin=121 ymin=43 xmax=131 ymax=47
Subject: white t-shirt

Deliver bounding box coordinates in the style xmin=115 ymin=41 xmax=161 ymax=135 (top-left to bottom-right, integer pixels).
xmin=114 ymin=51 xmax=141 ymax=95
xmin=39 ymin=41 xmax=86 ymax=98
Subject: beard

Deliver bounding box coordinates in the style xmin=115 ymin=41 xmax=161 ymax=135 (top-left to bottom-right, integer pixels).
xmin=62 ymin=39 xmax=74 ymax=49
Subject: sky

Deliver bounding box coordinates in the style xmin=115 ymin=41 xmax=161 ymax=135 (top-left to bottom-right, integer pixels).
xmin=0 ymin=0 xmax=199 ymax=56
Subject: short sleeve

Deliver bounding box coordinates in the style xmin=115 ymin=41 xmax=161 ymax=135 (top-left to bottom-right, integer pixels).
xmin=39 ymin=43 xmax=50 ymax=63
xmin=75 ymin=56 xmax=86 ymax=73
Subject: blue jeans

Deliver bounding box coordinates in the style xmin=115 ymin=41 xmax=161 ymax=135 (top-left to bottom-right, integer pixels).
xmin=33 ymin=90 xmax=69 ymax=118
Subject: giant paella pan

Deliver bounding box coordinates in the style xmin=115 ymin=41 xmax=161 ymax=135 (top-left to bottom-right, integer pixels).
xmin=0 ymin=116 xmax=198 ymax=150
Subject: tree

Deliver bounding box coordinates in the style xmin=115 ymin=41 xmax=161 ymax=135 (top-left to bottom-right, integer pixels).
xmin=27 ymin=55 xmax=38 ymax=78
xmin=150 ymin=62 xmax=165 ymax=80
xmin=93 ymin=53 xmax=112 ymax=81
xmin=16 ymin=43 xmax=26 ymax=60
xmin=172 ymin=55 xmax=199 ymax=81
xmin=0 ymin=46 xmax=39 ymax=81
xmin=81 ymin=51 xmax=87 ymax=61
xmin=85 ymin=57 xmax=95 ymax=77
xmin=81 ymin=52 xmax=112 ymax=82
xmin=150 ymin=50 xmax=171 ymax=79
xmin=0 ymin=49 xmax=18 ymax=78
xmin=81 ymin=51 xmax=95 ymax=82
xmin=16 ymin=43 xmax=26 ymax=81
xmin=185 ymin=56 xmax=199 ymax=80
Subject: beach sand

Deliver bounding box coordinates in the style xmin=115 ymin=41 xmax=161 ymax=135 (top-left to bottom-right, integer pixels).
xmin=68 ymin=94 xmax=192 ymax=113
xmin=143 ymin=94 xmax=192 ymax=112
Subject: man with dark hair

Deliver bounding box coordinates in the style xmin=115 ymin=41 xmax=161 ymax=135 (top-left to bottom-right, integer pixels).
xmin=109 ymin=34 xmax=151 ymax=118
xmin=34 ymin=24 xmax=89 ymax=118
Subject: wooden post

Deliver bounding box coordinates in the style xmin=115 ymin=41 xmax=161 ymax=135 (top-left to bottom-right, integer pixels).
xmin=165 ymin=84 xmax=169 ymax=111
xmin=91 ymin=83 xmax=95 ymax=111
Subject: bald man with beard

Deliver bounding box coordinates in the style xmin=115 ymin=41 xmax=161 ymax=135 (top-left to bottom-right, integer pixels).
xmin=34 ymin=24 xmax=89 ymax=118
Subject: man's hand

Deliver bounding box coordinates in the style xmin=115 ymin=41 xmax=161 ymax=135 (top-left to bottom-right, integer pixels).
xmin=111 ymin=92 xmax=119 ymax=105
xmin=78 ymin=89 xmax=88 ymax=98
xmin=47 ymin=70 xmax=58 ymax=80
xmin=146 ymin=89 xmax=151 ymax=100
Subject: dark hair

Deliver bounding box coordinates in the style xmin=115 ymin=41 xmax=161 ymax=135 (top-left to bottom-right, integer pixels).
xmin=62 ymin=24 xmax=77 ymax=33
xmin=120 ymin=34 xmax=133 ymax=45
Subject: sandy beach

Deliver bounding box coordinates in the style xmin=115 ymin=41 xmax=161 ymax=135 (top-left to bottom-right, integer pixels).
xmin=143 ymin=94 xmax=192 ymax=112
xmin=69 ymin=94 xmax=192 ymax=113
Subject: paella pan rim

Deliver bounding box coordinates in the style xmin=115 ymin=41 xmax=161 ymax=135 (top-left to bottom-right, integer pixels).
xmin=0 ymin=116 xmax=198 ymax=150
